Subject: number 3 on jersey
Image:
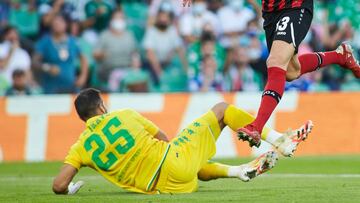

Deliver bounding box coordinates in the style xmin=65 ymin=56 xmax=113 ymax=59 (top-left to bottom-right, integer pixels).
xmin=276 ymin=16 xmax=290 ymax=31
xmin=84 ymin=117 xmax=135 ymax=170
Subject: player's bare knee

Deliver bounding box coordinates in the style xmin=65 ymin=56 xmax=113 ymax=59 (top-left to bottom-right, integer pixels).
xmin=211 ymin=102 xmax=229 ymax=119
xmin=266 ymin=54 xmax=289 ymax=69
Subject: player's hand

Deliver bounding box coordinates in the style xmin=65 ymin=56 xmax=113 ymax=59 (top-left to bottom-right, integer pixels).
xmin=67 ymin=181 xmax=84 ymax=195
xmin=48 ymin=66 xmax=60 ymax=76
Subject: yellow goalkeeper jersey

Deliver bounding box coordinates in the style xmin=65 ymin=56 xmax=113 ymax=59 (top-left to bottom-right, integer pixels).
xmin=64 ymin=109 xmax=170 ymax=194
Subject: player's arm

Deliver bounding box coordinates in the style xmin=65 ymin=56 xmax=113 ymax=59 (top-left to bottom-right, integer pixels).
xmin=52 ymin=164 xmax=83 ymax=195
xmin=53 ymin=142 xmax=85 ymax=195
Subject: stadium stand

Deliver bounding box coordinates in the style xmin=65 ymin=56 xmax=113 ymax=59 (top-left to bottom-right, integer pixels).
xmin=0 ymin=0 xmax=359 ymax=96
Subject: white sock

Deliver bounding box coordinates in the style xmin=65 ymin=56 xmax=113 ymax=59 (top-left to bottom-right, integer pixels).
xmin=265 ymin=129 xmax=283 ymax=145
xmin=228 ymin=166 xmax=240 ymax=177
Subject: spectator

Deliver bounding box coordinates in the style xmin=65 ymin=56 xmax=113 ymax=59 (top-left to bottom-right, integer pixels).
xmin=217 ymin=0 xmax=257 ymax=48
xmin=189 ymin=55 xmax=223 ymax=92
xmin=8 ymin=0 xmax=39 ymax=38
xmin=148 ymin=0 xmax=185 ymax=24
xmin=227 ymin=46 xmax=262 ymax=91
xmin=244 ymin=20 xmax=267 ymax=79
xmin=179 ymin=0 xmax=220 ymax=43
xmin=207 ymin=0 xmax=224 ymax=13
xmin=187 ymin=31 xmax=226 ymax=78
xmin=143 ymin=9 xmax=187 ymax=83
xmin=247 ymin=30 xmax=263 ymax=63
xmin=70 ymin=20 xmax=95 ymax=87
xmin=5 ymin=69 xmax=31 ymax=96
xmin=0 ymin=0 xmax=10 ymax=27
xmin=83 ymin=0 xmax=113 ymax=33
xmin=93 ymin=9 xmax=137 ymax=91
xmin=67 ymin=0 xmax=91 ymax=21
xmin=0 ymin=26 xmax=32 ymax=90
xmin=119 ymin=53 xmax=151 ymax=93
xmin=38 ymin=0 xmax=76 ymax=35
xmin=33 ymin=15 xmax=88 ymax=94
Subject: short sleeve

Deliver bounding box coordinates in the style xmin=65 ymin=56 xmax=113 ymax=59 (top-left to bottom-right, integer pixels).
xmin=170 ymin=27 xmax=182 ymax=48
xmin=0 ymin=43 xmax=9 ymax=59
xmin=126 ymin=109 xmax=159 ymax=136
xmin=70 ymin=37 xmax=81 ymax=57
xmin=94 ymin=31 xmax=106 ymax=52
xmin=20 ymin=49 xmax=31 ymax=70
xmin=142 ymin=28 xmax=155 ymax=50
xmin=128 ymin=32 xmax=137 ymax=52
xmin=64 ymin=141 xmax=83 ymax=170
xmin=35 ymin=37 xmax=46 ymax=56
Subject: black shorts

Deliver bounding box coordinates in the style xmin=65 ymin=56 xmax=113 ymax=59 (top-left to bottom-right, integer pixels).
xmin=263 ymin=8 xmax=313 ymax=53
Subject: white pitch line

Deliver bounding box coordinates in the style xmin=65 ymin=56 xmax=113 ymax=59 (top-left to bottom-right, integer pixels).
xmin=0 ymin=174 xmax=360 ymax=181
xmin=262 ymin=174 xmax=360 ymax=178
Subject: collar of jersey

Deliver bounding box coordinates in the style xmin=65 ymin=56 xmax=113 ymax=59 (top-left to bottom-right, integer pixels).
xmin=86 ymin=113 xmax=108 ymax=130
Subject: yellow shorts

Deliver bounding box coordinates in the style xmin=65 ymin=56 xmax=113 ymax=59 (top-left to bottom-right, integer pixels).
xmin=155 ymin=111 xmax=221 ymax=194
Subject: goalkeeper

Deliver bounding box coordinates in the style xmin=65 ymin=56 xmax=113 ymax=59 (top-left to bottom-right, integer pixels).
xmin=53 ymin=88 xmax=313 ymax=195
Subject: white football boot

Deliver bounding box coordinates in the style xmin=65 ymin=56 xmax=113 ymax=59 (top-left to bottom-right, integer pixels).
xmin=235 ymin=151 xmax=279 ymax=182
xmin=274 ymin=120 xmax=314 ymax=157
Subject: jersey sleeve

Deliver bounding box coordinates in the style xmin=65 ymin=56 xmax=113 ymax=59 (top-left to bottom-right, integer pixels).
xmin=127 ymin=109 xmax=159 ymax=136
xmin=64 ymin=141 xmax=83 ymax=170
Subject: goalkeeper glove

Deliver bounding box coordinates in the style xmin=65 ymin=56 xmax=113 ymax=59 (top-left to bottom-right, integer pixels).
xmin=67 ymin=181 xmax=84 ymax=195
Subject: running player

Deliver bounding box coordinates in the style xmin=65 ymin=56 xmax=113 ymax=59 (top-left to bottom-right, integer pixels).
xmin=236 ymin=0 xmax=360 ymax=147
xmin=52 ymin=88 xmax=313 ymax=195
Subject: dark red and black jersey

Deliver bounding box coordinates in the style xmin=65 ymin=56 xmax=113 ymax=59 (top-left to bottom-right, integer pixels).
xmin=262 ymin=0 xmax=313 ymax=13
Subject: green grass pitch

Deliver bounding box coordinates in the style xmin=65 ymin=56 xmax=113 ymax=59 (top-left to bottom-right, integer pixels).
xmin=1 ymin=156 xmax=360 ymax=203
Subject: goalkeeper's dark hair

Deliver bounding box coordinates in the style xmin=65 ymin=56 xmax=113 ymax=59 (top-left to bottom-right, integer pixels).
xmin=74 ymin=88 xmax=103 ymax=121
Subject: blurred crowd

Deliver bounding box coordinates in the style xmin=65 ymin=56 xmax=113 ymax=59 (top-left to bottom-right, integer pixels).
xmin=0 ymin=0 xmax=359 ymax=96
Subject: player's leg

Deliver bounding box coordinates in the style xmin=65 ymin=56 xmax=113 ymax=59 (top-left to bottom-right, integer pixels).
xmin=157 ymin=104 xmax=260 ymax=193
xmin=237 ymin=30 xmax=296 ymax=146
xmin=156 ymin=108 xmax=225 ymax=193
xmin=246 ymin=41 xmax=293 ymax=142
xmin=285 ymin=54 xmax=301 ymax=81
xmin=238 ymin=8 xmax=315 ymax=147
xmin=220 ymin=103 xmax=313 ymax=157
xmin=198 ymin=151 xmax=278 ymax=182
xmin=286 ymin=45 xmax=360 ymax=81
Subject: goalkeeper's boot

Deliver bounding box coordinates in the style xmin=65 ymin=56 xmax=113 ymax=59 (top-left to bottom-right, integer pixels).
xmin=237 ymin=151 xmax=278 ymax=182
xmin=336 ymin=42 xmax=360 ymax=78
xmin=274 ymin=120 xmax=314 ymax=157
xmin=237 ymin=124 xmax=261 ymax=148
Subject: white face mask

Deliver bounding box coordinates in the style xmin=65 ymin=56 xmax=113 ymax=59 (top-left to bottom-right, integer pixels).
xmin=193 ymin=2 xmax=207 ymax=15
xmin=110 ymin=19 xmax=126 ymax=32
xmin=229 ymin=0 xmax=244 ymax=11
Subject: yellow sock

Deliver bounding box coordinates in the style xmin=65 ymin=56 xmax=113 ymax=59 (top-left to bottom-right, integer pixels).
xmin=223 ymin=105 xmax=272 ymax=140
xmin=198 ymin=161 xmax=230 ymax=181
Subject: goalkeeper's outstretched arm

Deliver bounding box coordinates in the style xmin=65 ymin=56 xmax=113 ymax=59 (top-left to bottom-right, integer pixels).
xmin=53 ymin=164 xmax=83 ymax=195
